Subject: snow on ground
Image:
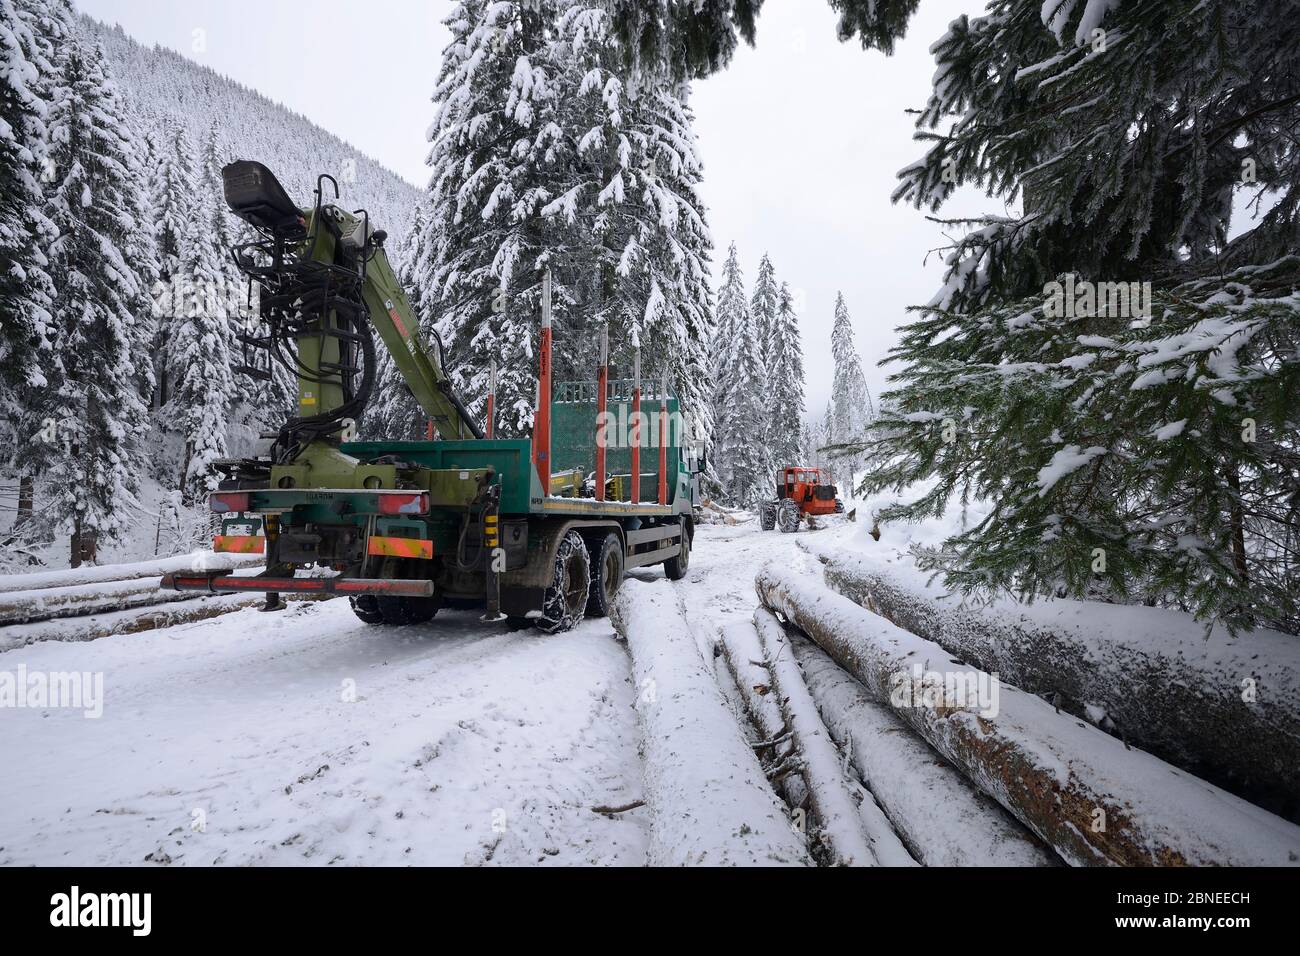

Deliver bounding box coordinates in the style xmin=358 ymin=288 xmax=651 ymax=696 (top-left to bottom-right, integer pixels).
xmin=0 ymin=520 xmax=827 ymax=867
xmin=0 ymin=600 xmax=648 ymax=866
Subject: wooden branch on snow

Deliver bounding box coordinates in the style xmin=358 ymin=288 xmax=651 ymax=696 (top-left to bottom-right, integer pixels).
xmin=755 ymin=565 xmax=1300 ymax=867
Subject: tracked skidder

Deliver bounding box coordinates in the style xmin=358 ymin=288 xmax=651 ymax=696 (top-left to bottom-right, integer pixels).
xmin=160 ymin=162 xmax=702 ymax=632
xmin=759 ymin=467 xmax=845 ymax=533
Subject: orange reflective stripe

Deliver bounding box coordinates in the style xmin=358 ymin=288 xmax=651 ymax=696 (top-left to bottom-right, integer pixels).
xmin=367 ymin=536 xmax=433 ymax=560
xmin=213 ymin=535 xmax=266 ymax=554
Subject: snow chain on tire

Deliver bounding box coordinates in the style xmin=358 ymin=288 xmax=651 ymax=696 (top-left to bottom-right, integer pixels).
xmin=538 ymin=529 xmax=591 ymax=633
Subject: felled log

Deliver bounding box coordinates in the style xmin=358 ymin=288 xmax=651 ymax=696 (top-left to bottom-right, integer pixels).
xmin=753 ymin=608 xmax=915 ymax=866
xmin=610 ymin=580 xmax=811 ymax=866
xmin=717 ymin=622 xmax=809 ymax=811
xmin=0 ymin=578 xmax=200 ymax=626
xmin=791 ymin=635 xmax=1058 ymax=866
xmin=807 ymin=544 xmax=1300 ymax=810
xmin=755 ymin=565 xmax=1300 ymax=867
xmin=0 ymin=553 xmax=263 ymax=594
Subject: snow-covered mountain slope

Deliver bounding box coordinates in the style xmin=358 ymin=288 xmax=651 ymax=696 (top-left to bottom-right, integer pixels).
xmin=84 ymin=16 xmax=422 ymax=245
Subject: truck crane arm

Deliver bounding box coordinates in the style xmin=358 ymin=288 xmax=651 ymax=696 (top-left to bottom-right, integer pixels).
xmin=220 ymin=160 xmax=481 ymax=457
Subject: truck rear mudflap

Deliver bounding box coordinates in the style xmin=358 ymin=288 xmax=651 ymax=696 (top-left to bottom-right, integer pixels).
xmin=159 ymin=573 xmax=434 ymax=598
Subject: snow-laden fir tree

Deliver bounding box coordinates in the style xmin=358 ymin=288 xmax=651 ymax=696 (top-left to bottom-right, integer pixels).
xmin=711 ymin=242 xmax=766 ymax=503
xmin=766 ymin=280 xmax=805 ymax=468
xmin=418 ymin=0 xmax=715 ymax=445
xmin=168 ymin=196 xmax=235 ymax=501
xmin=546 ymin=1 xmax=715 ymax=442
xmin=150 ymin=119 xmax=197 ymax=281
xmin=828 ymin=292 xmax=871 ymax=475
xmin=420 ymin=0 xmax=567 ymax=436
xmin=749 ymin=252 xmax=779 ymax=370
xmin=0 ymin=0 xmax=57 ymax=504
xmin=859 ymin=0 xmax=1300 ymax=635
xmin=25 ymin=26 xmax=156 ymax=558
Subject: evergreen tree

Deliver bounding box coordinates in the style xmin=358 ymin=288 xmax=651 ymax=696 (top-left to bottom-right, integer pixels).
xmin=26 ymin=28 xmax=154 ymax=557
xmin=151 ymin=119 xmax=197 ymax=281
xmin=829 ymin=292 xmax=870 ymax=476
xmin=861 ymin=1 xmax=1300 ymax=634
xmin=749 ymin=252 xmax=779 ymax=370
xmin=423 ymin=0 xmax=715 ymax=444
xmin=766 ymin=280 xmax=805 ymax=467
xmin=168 ymin=197 xmax=234 ymax=501
xmin=0 ymin=0 xmax=56 ymax=481
xmin=711 ymin=242 xmax=765 ymax=503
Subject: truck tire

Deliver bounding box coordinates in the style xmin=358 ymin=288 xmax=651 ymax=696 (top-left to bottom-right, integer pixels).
xmin=538 ymin=529 xmax=591 ymax=633
xmin=777 ymin=499 xmax=801 ymax=534
xmin=377 ymin=595 xmax=439 ymax=625
xmin=349 ymin=595 xmax=385 ymax=625
xmin=759 ymin=501 xmax=777 ymax=531
xmin=586 ymin=532 xmax=625 ymax=618
xmin=663 ymin=522 xmax=691 ymax=581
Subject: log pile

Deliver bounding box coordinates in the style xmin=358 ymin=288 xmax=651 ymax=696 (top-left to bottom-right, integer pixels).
xmin=807 ymin=546 xmax=1300 ymax=810
xmin=756 ymin=565 xmax=1300 ymax=866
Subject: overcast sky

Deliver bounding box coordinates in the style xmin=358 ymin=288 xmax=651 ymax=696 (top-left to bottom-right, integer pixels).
xmin=78 ymin=0 xmax=992 ymax=419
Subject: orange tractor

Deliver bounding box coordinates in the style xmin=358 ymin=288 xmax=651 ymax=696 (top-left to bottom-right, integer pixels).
xmin=759 ymin=467 xmax=846 ymax=533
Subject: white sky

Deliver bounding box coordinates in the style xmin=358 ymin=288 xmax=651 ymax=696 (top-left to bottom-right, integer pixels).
xmin=78 ymin=0 xmax=992 ymax=419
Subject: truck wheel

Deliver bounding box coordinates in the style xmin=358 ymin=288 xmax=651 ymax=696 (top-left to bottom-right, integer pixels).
xmin=777 ymin=499 xmax=801 ymax=534
xmin=586 ymin=532 xmax=624 ymax=618
xmin=538 ymin=530 xmax=591 ymax=633
xmin=664 ymin=522 xmax=691 ymax=581
xmin=349 ymin=595 xmax=385 ymax=625
xmin=759 ymin=501 xmax=777 ymax=531
xmin=376 ymin=595 xmax=439 ymax=625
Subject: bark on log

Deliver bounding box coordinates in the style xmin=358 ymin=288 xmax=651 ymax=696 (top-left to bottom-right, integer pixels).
xmin=807 ymin=546 xmax=1300 ymax=811
xmin=610 ymin=580 xmax=811 ymax=866
xmin=0 ymin=553 xmax=263 ymax=594
xmin=717 ymin=622 xmax=810 ymax=812
xmin=755 ymin=565 xmax=1300 ymax=866
xmin=753 ymin=608 xmax=916 ymax=866
xmin=791 ymin=635 xmax=1058 ymax=866
xmin=0 ymin=579 xmax=200 ymax=626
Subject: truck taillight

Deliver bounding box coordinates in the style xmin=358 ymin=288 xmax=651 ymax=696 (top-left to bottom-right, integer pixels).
xmin=377 ymin=492 xmax=429 ymax=515
xmin=210 ymin=492 xmax=251 ymax=513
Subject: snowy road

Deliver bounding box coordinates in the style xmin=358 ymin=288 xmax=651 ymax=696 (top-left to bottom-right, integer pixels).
xmin=0 ymin=519 xmax=809 ymax=866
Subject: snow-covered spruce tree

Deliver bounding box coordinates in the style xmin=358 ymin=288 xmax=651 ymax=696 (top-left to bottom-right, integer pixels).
xmin=422 ymin=0 xmax=715 ymax=444
xmin=711 ymin=242 xmax=765 ymax=503
xmin=749 ymin=252 xmax=778 ymax=369
xmin=861 ymin=1 xmax=1300 ymax=634
xmin=168 ymin=197 xmax=235 ymax=502
xmin=26 ymin=28 xmax=155 ymax=559
xmin=828 ymin=292 xmax=870 ymax=476
xmin=150 ymin=119 xmax=197 ymax=282
xmin=422 ymin=0 xmax=568 ymax=437
xmin=548 ymin=2 xmax=715 ymax=447
xmin=0 ymin=0 xmax=57 ymax=518
xmin=766 ymin=280 xmax=805 ymax=468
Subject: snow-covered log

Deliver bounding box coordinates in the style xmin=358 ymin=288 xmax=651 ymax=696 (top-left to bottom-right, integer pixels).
xmin=753 ymin=608 xmax=915 ymax=866
xmin=755 ymin=565 xmax=1300 ymax=867
xmin=610 ymin=580 xmax=811 ymax=866
xmin=716 ymin=623 xmax=809 ymax=811
xmin=791 ymin=636 xmax=1058 ymax=866
xmin=0 ymin=578 xmax=201 ymax=626
xmin=808 ymin=544 xmax=1300 ymax=806
xmin=0 ymin=552 xmax=263 ymax=594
